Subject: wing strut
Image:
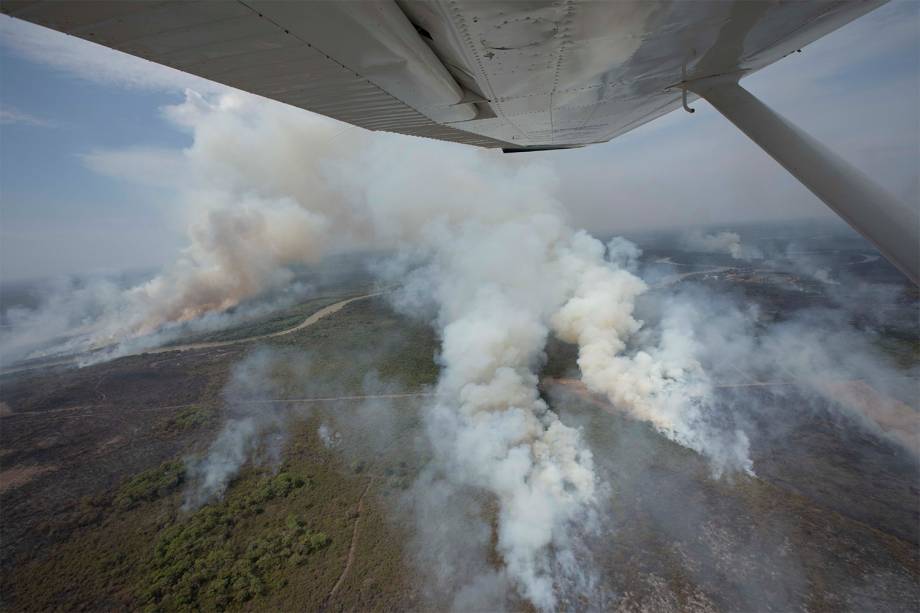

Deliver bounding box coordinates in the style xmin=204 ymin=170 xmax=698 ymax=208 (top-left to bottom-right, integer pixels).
xmin=689 ymin=77 xmax=918 ymax=284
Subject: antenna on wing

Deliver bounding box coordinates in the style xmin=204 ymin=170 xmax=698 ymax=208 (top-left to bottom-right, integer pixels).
xmin=681 ymin=88 xmax=695 ymax=114
xmin=680 ymin=56 xmax=695 ymax=113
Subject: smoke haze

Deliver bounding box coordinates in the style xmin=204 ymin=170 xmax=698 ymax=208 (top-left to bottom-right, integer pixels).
xmin=681 ymin=230 xmax=763 ymax=261
xmin=1 ymin=89 xmax=916 ymax=609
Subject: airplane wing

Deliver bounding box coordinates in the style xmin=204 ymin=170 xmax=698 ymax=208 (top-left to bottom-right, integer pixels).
xmin=0 ymin=1 xmax=883 ymax=151
xmin=4 ymin=1 xmax=916 ymax=283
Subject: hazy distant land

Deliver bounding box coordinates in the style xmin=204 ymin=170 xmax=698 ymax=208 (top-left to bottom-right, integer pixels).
xmin=1 ymin=224 xmax=917 ymax=612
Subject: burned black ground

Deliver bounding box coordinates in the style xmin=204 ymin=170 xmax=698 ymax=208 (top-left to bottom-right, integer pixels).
xmin=1 ymin=234 xmax=917 ymax=611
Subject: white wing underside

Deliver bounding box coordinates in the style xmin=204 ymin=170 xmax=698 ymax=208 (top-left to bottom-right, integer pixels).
xmin=2 ymin=1 xmax=883 ymax=150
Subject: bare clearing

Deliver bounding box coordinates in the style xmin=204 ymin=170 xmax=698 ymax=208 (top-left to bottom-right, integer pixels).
xmin=0 ymin=465 xmax=58 ymax=494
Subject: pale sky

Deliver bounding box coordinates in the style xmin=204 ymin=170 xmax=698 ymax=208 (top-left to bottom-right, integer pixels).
xmin=0 ymin=1 xmax=917 ymax=281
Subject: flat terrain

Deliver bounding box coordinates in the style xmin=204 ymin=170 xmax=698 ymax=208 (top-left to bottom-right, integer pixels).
xmin=1 ymin=292 xmax=439 ymax=611
xmin=1 ymin=245 xmax=918 ymax=611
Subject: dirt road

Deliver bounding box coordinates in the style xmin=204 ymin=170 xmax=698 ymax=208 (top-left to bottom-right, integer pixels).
xmin=144 ymin=292 xmax=382 ymax=354
xmin=0 ymin=292 xmax=384 ymax=376
xmin=326 ymin=480 xmax=373 ymax=605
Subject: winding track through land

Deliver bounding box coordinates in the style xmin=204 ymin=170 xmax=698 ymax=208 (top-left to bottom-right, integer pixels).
xmin=144 ymin=291 xmax=383 ymax=354
xmin=654 ymin=266 xmax=731 ymax=288
xmin=0 ymin=292 xmax=381 ymax=375
xmin=326 ymin=479 xmax=373 ymax=607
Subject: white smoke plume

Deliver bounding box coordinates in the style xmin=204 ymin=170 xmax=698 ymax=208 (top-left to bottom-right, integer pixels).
xmin=1 ymin=92 xmax=365 ymax=364
xmin=552 ymin=236 xmax=754 ymax=476
xmin=184 ymin=349 xmax=300 ymax=508
xmin=682 ymin=229 xmax=762 ymax=261
xmin=664 ymin=283 xmax=919 ymax=459
xmin=101 ymin=92 xmax=605 ymax=605
xmin=349 ymin=127 xmax=759 ymax=603
xmin=350 ymin=135 xmax=608 ymax=607
xmin=150 ymin=89 xmax=732 ymax=607
xmin=0 ymin=88 xmax=609 ymax=605
xmin=11 ymin=88 xmax=889 ymax=608
xmin=0 ymin=275 xmax=127 ymax=364
xmin=317 ymin=423 xmax=340 ymax=449
xmin=185 ymin=417 xmax=264 ymax=508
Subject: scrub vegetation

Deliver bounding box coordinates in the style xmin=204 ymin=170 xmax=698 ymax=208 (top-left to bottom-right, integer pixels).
xmin=138 ymin=471 xmax=324 ymax=611
xmin=157 ymin=405 xmax=216 ymax=435
xmin=1 ymin=293 xmax=431 ymax=612
xmin=2 ymin=255 xmax=917 ymax=612
xmin=114 ymin=460 xmax=186 ymax=511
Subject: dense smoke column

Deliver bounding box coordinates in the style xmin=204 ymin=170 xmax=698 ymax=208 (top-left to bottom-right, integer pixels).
xmin=385 ymin=214 xmax=602 ymax=608
xmin=552 ymin=235 xmax=754 ymax=476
